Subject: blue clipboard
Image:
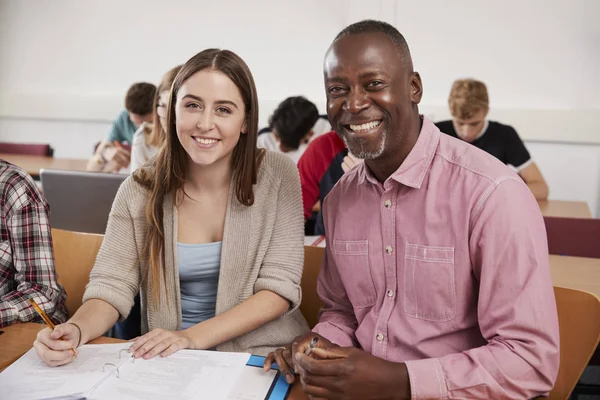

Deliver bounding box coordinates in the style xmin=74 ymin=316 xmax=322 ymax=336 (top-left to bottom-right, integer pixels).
xmin=246 ymin=355 xmax=291 ymax=400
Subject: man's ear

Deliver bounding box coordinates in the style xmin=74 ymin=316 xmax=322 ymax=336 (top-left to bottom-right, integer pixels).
xmin=410 ymin=72 xmax=423 ymax=104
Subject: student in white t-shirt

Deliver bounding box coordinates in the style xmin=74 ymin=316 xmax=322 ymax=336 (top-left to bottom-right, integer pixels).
xmin=257 ymin=97 xmax=321 ymax=164
xmin=130 ymin=65 xmax=183 ymax=171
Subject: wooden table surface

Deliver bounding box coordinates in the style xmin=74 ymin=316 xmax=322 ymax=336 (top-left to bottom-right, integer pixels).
xmin=538 ymin=200 xmax=592 ymax=219
xmin=0 ymin=322 xmax=308 ymax=399
xmin=0 ymin=153 xmax=88 ymax=178
xmin=550 ymin=254 xmax=600 ymax=298
xmin=1 ymin=255 xmax=597 ymax=398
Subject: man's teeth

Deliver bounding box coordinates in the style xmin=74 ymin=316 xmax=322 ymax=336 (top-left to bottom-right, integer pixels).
xmin=349 ymin=120 xmax=381 ymax=132
xmin=194 ymin=137 xmax=218 ymax=145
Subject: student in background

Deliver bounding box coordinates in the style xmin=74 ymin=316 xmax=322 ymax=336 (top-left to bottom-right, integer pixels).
xmin=0 ymin=160 xmax=68 ymax=327
xmin=87 ymin=82 xmax=156 ymax=173
xmin=436 ymin=79 xmax=549 ymax=200
xmin=257 ymin=96 xmax=319 ymax=164
xmin=266 ymin=20 xmax=558 ymax=399
xmin=34 ymin=48 xmax=308 ymax=367
xmin=130 ymin=66 xmax=183 ymax=171
xmin=297 ymin=130 xmax=346 ymax=235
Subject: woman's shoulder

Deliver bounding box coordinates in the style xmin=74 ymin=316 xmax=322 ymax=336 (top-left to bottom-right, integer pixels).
xmin=253 ymin=151 xmax=300 ymax=200
xmin=115 ymin=170 xmax=153 ymax=215
xmin=258 ymin=150 xmax=297 ymax=181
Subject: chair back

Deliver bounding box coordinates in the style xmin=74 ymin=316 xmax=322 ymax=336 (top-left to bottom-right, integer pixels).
xmin=0 ymin=142 xmax=53 ymax=156
xmin=51 ymin=229 xmax=104 ymax=317
xmin=301 ymin=246 xmax=325 ymax=328
xmin=550 ymin=286 xmax=600 ymax=399
xmin=544 ymin=216 xmax=600 ymax=258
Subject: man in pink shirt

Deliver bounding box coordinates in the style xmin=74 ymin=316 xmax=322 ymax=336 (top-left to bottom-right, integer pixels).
xmin=265 ymin=20 xmax=559 ymax=399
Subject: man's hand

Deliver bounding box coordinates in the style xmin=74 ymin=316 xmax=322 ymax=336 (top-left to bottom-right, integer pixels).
xmin=294 ymin=346 xmax=410 ymax=400
xmin=263 ymin=333 xmax=335 ymax=384
xmin=94 ymin=141 xmax=131 ymax=172
xmin=101 ymin=143 xmax=130 ymax=171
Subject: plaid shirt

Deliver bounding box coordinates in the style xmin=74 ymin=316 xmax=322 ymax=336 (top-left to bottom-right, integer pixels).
xmin=0 ymin=160 xmax=68 ymax=327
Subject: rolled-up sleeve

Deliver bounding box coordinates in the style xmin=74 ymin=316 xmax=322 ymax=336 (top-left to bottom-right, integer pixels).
xmin=254 ymin=156 xmax=305 ymax=315
xmin=405 ymin=178 xmax=559 ymax=399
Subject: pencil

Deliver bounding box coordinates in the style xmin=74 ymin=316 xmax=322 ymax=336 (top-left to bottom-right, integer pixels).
xmin=29 ymin=298 xmax=77 ymax=357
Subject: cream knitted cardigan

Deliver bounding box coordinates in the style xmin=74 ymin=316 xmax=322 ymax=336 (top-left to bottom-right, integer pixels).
xmin=83 ymin=151 xmax=309 ymax=356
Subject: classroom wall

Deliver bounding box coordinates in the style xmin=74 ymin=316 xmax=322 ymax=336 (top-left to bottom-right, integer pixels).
xmin=0 ymin=0 xmax=599 ymax=215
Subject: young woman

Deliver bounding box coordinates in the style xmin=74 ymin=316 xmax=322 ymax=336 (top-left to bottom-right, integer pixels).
xmin=130 ymin=65 xmax=182 ymax=171
xmin=34 ymin=49 xmax=309 ymax=366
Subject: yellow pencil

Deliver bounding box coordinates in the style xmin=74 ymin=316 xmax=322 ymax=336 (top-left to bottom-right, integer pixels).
xmin=29 ymin=298 xmax=76 ymax=357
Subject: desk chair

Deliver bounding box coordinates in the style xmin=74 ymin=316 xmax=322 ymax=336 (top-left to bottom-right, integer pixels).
xmin=300 ymin=246 xmax=325 ymax=329
xmin=550 ymin=287 xmax=600 ymax=399
xmin=544 ymin=216 xmax=600 ymax=258
xmin=0 ymin=142 xmax=53 ymax=157
xmin=51 ymin=229 xmax=104 ymax=316
xmin=52 ymin=228 xmax=141 ymax=339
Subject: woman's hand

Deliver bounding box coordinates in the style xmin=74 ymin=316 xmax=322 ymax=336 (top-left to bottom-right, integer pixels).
xmin=129 ymin=328 xmax=195 ymax=359
xmin=33 ymin=323 xmax=81 ymax=367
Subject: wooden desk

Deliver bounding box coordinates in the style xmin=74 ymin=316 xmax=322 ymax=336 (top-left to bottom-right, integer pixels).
xmin=539 ymin=200 xmax=592 ymax=219
xmin=0 ymin=322 xmax=308 ymax=398
xmin=0 ymin=322 xmax=121 ymax=372
xmin=0 ymin=153 xmax=88 ymax=178
xmin=550 ymin=255 xmax=600 ymax=298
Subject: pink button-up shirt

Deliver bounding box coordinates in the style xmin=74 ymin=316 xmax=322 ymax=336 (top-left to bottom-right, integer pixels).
xmin=313 ymin=117 xmax=559 ymax=399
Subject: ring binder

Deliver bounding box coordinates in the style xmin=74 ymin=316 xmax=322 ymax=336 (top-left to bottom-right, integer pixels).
xmin=118 ymin=348 xmax=131 ymax=359
xmin=102 ymin=362 xmax=120 ymax=378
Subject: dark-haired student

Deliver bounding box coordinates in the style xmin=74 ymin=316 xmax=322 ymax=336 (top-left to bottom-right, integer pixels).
xmin=87 ymin=82 xmax=156 ymax=173
xmin=257 ymin=96 xmax=320 ymax=164
xmin=34 ymin=48 xmax=308 ymax=367
xmin=266 ymin=20 xmax=559 ymax=400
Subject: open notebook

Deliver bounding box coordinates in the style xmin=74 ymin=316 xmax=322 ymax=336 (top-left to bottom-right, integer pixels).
xmin=0 ymin=343 xmax=282 ymax=400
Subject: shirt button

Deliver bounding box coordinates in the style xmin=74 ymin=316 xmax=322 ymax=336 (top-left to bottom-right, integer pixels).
xmin=385 ymin=246 xmax=393 ymax=254
xmin=376 ymin=333 xmax=384 ymax=342
xmin=384 ymin=200 xmax=392 ymax=208
xmin=387 ymin=290 xmax=394 ymax=298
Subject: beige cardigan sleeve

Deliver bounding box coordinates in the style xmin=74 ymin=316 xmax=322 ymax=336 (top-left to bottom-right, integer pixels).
xmin=82 ymin=178 xmax=143 ymax=321
xmin=254 ymin=155 xmax=305 ymax=315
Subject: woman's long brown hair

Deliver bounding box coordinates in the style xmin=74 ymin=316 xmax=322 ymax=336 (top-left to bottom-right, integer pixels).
xmin=133 ymin=49 xmax=262 ymax=302
xmin=146 ymin=65 xmax=183 ymax=147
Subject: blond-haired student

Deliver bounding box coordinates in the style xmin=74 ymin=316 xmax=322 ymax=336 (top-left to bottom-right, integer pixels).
xmin=436 ymin=79 xmax=549 ymax=200
xmin=34 ymin=49 xmax=309 ymax=367
xmin=130 ymin=65 xmax=182 ymax=171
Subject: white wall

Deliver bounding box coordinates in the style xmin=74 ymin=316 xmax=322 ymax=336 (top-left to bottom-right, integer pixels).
xmin=0 ymin=0 xmax=599 ymax=215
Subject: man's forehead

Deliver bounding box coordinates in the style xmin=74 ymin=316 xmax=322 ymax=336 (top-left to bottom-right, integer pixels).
xmin=324 ymin=33 xmax=401 ymax=76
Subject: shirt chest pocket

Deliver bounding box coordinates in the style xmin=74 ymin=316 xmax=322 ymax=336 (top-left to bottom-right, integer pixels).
xmin=332 ymin=239 xmax=376 ymax=308
xmin=404 ymin=243 xmax=456 ymax=322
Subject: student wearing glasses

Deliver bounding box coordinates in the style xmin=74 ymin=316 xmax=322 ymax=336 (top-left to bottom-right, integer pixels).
xmin=130 ymin=66 xmax=183 ymax=172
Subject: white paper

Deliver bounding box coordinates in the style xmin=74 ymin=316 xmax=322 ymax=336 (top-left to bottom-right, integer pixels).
xmin=304 ymin=235 xmax=326 ymax=247
xmin=89 ymin=349 xmax=250 ymax=400
xmin=0 ymin=343 xmax=132 ymax=400
xmin=227 ymin=367 xmax=278 ymax=400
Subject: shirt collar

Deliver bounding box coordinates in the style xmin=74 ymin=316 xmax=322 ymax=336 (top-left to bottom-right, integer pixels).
xmin=357 ymin=116 xmax=440 ymax=189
